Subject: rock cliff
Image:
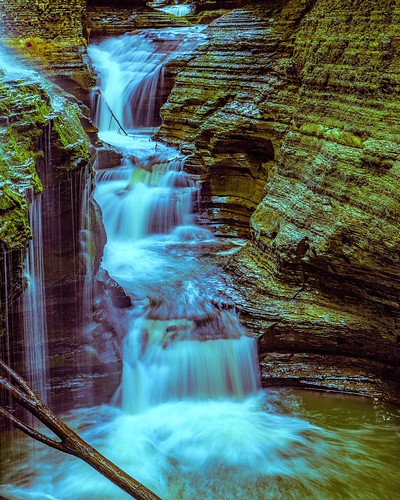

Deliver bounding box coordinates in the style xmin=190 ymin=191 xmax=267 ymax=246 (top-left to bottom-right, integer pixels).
xmin=1 ymin=0 xmax=399 ymax=402
xmin=158 ymin=0 xmax=400 ymax=401
xmin=0 ymin=53 xmax=102 ymax=407
xmin=0 ymin=0 xmax=93 ymax=97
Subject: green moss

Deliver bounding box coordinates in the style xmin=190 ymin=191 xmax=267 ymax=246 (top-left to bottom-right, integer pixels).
xmin=0 ymin=64 xmax=92 ymax=252
xmin=299 ymin=123 xmax=364 ymax=148
xmin=52 ymin=106 xmax=91 ymax=170
xmin=0 ymin=182 xmax=24 ymax=211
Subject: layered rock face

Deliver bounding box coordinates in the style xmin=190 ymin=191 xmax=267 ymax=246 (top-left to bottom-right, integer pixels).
xmin=87 ymin=6 xmax=190 ymax=37
xmin=0 ymin=0 xmax=93 ymax=96
xmin=190 ymin=0 xmax=247 ymax=11
xmin=158 ymin=0 xmax=400 ymax=401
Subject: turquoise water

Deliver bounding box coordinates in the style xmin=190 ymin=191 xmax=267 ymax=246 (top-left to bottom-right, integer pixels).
xmin=0 ymin=388 xmax=399 ymax=499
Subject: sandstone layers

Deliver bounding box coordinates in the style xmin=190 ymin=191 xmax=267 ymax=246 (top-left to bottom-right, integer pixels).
xmin=158 ymin=0 xmax=400 ymax=401
xmin=0 ymin=0 xmax=93 ymax=97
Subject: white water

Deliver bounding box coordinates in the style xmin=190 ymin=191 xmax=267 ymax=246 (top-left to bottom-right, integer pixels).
xmin=89 ymin=27 xmax=207 ymax=138
xmin=1 ymin=21 xmax=400 ymax=500
xmin=21 ymin=194 xmax=49 ymax=402
xmin=90 ymin=26 xmax=262 ymax=413
xmin=77 ymin=27 xmax=320 ymax=497
xmin=79 ymin=164 xmax=95 ymax=323
xmin=150 ymin=0 xmax=192 ymax=17
xmin=161 ymin=5 xmax=192 ymax=17
xmin=1 ymin=24 xmax=400 ymax=500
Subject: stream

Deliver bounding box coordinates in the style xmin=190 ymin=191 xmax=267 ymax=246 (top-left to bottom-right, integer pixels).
xmin=1 ymin=20 xmax=400 ymax=500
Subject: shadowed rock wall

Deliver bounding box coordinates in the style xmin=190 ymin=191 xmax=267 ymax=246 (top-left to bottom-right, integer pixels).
xmin=158 ymin=0 xmax=400 ymax=401
xmin=0 ymin=58 xmax=107 ymax=410
xmin=1 ymin=0 xmax=399 ymax=402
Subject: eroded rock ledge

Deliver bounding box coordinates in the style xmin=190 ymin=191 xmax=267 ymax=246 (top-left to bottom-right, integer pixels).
xmin=0 ymin=0 xmax=94 ymax=100
xmin=157 ymin=0 xmax=400 ymax=401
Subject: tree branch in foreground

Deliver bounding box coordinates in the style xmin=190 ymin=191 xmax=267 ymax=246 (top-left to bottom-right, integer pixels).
xmin=0 ymin=358 xmax=160 ymax=500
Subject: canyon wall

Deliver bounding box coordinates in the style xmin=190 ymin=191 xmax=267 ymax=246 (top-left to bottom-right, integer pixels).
xmin=1 ymin=0 xmax=399 ymax=402
xmin=0 ymin=0 xmax=93 ymax=97
xmin=158 ymin=0 xmax=400 ymax=401
xmin=0 ymin=54 xmax=106 ymax=409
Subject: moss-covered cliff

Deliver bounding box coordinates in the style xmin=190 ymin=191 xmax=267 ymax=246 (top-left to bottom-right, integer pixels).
xmin=0 ymin=54 xmax=92 ymax=343
xmin=157 ymin=0 xmax=400 ymax=401
xmin=2 ymin=0 xmax=399 ymax=402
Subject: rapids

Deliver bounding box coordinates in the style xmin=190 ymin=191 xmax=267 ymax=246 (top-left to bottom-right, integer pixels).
xmin=1 ymin=18 xmax=399 ymax=500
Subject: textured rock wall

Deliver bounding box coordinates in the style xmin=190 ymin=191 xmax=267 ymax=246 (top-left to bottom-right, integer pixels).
xmin=0 ymin=61 xmax=88 ymax=305
xmin=0 ymin=56 xmax=103 ymax=408
xmin=0 ymin=0 xmax=93 ymax=92
xmin=158 ymin=0 xmax=400 ymax=401
xmin=190 ymin=0 xmax=247 ymax=11
xmin=87 ymin=6 xmax=190 ymax=37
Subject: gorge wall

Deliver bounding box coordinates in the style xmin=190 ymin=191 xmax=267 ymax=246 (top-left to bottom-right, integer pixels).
xmin=0 ymin=0 xmax=93 ymax=99
xmin=158 ymin=0 xmax=400 ymax=401
xmin=0 ymin=53 xmax=106 ymax=410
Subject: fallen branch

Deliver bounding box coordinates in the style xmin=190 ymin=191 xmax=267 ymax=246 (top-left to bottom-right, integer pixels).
xmin=95 ymin=88 xmax=129 ymax=136
xmin=0 ymin=358 xmax=160 ymax=500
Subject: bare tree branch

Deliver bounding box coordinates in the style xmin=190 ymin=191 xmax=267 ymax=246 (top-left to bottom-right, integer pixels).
xmin=0 ymin=406 xmax=65 ymax=452
xmin=0 ymin=359 xmax=161 ymax=500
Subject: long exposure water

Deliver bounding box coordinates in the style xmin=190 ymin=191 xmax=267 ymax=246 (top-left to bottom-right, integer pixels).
xmin=21 ymin=194 xmax=48 ymax=404
xmin=1 ymin=24 xmax=400 ymax=500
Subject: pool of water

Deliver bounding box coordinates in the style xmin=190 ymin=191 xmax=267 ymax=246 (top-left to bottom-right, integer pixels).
xmin=0 ymin=388 xmax=399 ymax=499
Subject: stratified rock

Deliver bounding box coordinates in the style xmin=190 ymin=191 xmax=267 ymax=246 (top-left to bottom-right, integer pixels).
xmin=157 ymin=0 xmax=400 ymax=401
xmin=0 ymin=54 xmax=107 ymax=408
xmin=87 ymin=5 xmax=190 ymax=37
xmin=190 ymin=0 xmax=248 ymax=12
xmin=0 ymin=0 xmax=94 ymax=95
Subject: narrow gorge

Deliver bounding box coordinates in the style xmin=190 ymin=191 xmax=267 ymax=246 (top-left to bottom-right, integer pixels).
xmin=0 ymin=0 xmax=399 ymax=498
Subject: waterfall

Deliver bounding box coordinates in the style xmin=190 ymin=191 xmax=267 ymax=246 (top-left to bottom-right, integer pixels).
xmin=89 ymin=29 xmax=263 ymax=417
xmin=80 ymin=164 xmax=95 ymax=323
xmin=21 ymin=193 xmax=49 ymax=402
xmin=160 ymin=5 xmax=192 ymax=17
xmin=89 ymin=33 xmax=169 ymax=133
xmin=89 ymin=27 xmax=207 ymax=143
xmin=150 ymin=0 xmax=193 ymax=16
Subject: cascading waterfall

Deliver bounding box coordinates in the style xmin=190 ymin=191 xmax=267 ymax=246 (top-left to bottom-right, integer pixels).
xmin=161 ymin=5 xmax=192 ymax=17
xmin=21 ymin=193 xmax=48 ymax=403
xmin=150 ymin=0 xmax=193 ymax=16
xmin=88 ymin=28 xmax=263 ymax=416
xmin=1 ymin=22 xmax=400 ymax=500
xmin=90 ymin=27 xmax=207 ymax=141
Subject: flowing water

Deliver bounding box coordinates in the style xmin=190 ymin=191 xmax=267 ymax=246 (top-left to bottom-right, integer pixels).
xmin=160 ymin=5 xmax=192 ymax=17
xmin=21 ymin=194 xmax=49 ymax=403
xmin=151 ymin=0 xmax=192 ymax=17
xmin=1 ymin=23 xmax=400 ymax=500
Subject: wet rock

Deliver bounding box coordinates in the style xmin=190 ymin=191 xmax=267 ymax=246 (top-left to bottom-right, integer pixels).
xmin=0 ymin=58 xmax=100 ymax=409
xmin=157 ymin=0 xmax=400 ymax=401
xmin=96 ymin=146 xmax=124 ymax=169
xmin=87 ymin=5 xmax=190 ymax=37
xmin=0 ymin=0 xmax=94 ymax=93
xmin=96 ymin=268 xmax=132 ymax=309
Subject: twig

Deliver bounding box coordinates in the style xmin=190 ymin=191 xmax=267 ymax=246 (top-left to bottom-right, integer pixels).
xmin=97 ymin=89 xmax=128 ymax=136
